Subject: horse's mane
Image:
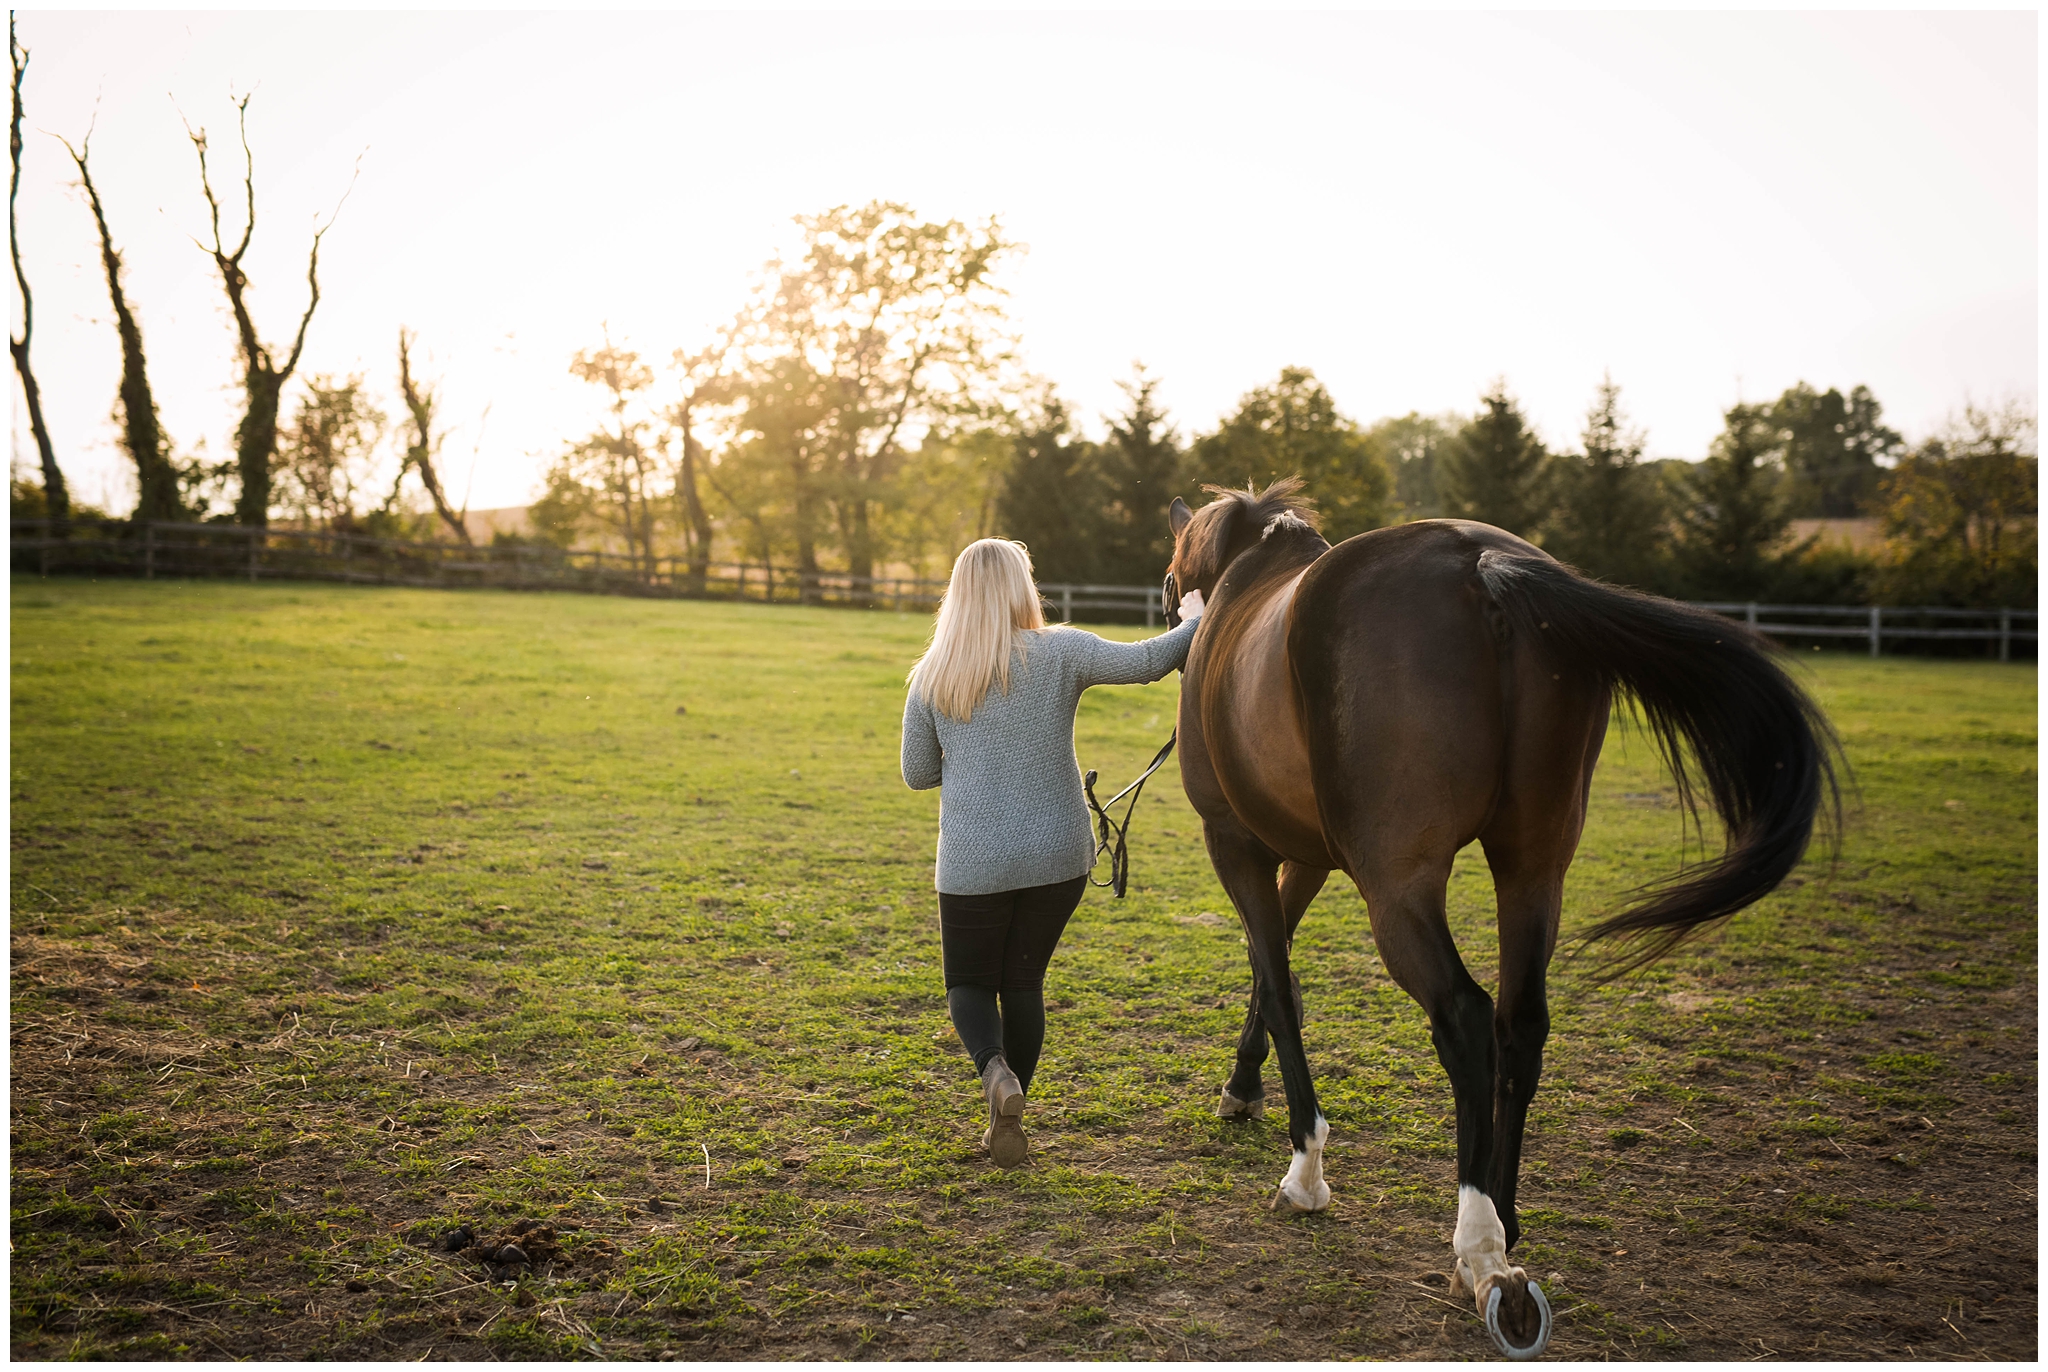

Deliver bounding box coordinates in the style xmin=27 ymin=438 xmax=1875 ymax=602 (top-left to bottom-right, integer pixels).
xmin=1177 ymin=476 xmax=1322 ymax=586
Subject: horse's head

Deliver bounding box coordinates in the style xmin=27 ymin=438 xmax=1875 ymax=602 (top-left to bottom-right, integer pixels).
xmin=1166 ymin=476 xmax=1323 ymax=614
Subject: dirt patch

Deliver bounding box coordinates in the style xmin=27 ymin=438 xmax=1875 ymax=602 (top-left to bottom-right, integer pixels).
xmin=9 ymin=919 xmax=2035 ymax=1361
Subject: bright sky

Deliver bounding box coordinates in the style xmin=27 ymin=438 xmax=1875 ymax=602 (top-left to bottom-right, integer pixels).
xmin=9 ymin=9 xmax=2037 ymax=515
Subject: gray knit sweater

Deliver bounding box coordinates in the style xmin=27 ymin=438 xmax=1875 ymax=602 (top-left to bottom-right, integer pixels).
xmin=901 ymin=619 xmax=1200 ymax=895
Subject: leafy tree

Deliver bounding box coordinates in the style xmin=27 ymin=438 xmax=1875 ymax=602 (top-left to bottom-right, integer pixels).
xmin=723 ymin=202 xmax=1018 ymax=591
xmin=995 ymin=393 xmax=1106 ymax=586
xmin=540 ymin=335 xmax=667 ymax=573
xmin=714 ymin=352 xmax=833 ymax=584
xmin=184 ymin=94 xmax=353 ymax=527
xmin=527 ymin=462 xmax=597 ymax=550
xmin=9 ymin=18 xmax=64 ymax=527
xmin=887 ymin=425 xmax=1010 ymax=581
xmin=1874 ymin=401 xmax=2036 ymax=606
xmin=11 ymin=456 xmax=106 ymax=520
xmin=274 ymin=375 xmax=385 ymax=530
xmin=1187 ymin=366 xmax=1391 ymax=541
xmin=1771 ymin=382 xmax=1901 ymax=517
xmin=1365 ymin=412 xmax=1459 ymax=519
xmin=699 ymin=434 xmax=794 ymax=585
xmin=1439 ymin=381 xmax=1550 ymax=538
xmin=1543 ymin=374 xmax=1668 ymax=588
xmin=1096 ymin=366 xmax=1184 ymax=583
xmin=1673 ymin=402 xmax=1795 ymax=599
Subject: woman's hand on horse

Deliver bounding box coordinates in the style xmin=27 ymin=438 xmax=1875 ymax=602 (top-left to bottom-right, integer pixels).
xmin=1179 ymin=589 xmax=1205 ymax=623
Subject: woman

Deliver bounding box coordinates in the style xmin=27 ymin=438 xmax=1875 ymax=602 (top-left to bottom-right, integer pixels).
xmin=901 ymin=538 xmax=1203 ymax=1167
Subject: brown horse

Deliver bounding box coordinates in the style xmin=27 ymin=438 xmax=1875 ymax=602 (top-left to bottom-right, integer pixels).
xmin=1164 ymin=479 xmax=1838 ymax=1359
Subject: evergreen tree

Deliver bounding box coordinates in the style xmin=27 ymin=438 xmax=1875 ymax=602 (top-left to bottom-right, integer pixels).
xmin=1187 ymin=366 xmax=1391 ymax=541
xmin=1543 ymin=374 xmax=1668 ymax=588
xmin=1675 ymin=402 xmax=1794 ymax=598
xmin=1439 ymin=381 xmax=1550 ymax=538
xmin=995 ymin=395 xmax=1106 ymax=585
xmin=1771 ymin=381 xmax=1901 ymax=517
xmin=1096 ymin=366 xmax=1184 ymax=584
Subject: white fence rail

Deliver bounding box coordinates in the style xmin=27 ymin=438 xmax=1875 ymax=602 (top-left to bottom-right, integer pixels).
xmin=1696 ymin=601 xmax=2035 ymax=662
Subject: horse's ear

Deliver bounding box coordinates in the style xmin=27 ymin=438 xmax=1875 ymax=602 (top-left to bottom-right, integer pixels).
xmin=1168 ymin=497 xmax=1192 ymax=536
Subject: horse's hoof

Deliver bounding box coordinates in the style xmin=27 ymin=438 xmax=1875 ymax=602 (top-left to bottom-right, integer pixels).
xmin=1482 ymin=1275 xmax=1552 ymax=1361
xmin=1268 ymin=1184 xmax=1329 ymax=1215
xmin=1218 ymin=1087 xmax=1265 ymax=1120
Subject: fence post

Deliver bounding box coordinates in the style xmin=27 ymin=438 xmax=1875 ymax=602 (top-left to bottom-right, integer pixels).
xmin=1999 ymin=608 xmax=2011 ymax=663
xmin=39 ymin=517 xmax=49 ymax=576
xmin=1146 ymin=596 xmax=1156 ymax=628
xmin=1868 ymin=605 xmax=1881 ymax=659
xmin=1061 ymin=586 xmax=1073 ymax=622
xmin=1745 ymin=601 xmax=1757 ymax=630
xmin=143 ymin=521 xmax=155 ymax=580
xmin=247 ymin=527 xmax=260 ymax=582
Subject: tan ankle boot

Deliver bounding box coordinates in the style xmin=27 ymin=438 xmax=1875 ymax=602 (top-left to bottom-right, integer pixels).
xmin=979 ymin=1056 xmax=1027 ymax=1167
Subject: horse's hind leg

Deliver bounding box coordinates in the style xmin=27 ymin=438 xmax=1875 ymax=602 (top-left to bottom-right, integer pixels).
xmin=1461 ymin=673 xmax=1601 ymax=1353
xmin=1354 ymin=861 xmax=1506 ymax=1278
xmin=1220 ymin=861 xmax=1328 ymax=1120
xmin=1486 ymin=871 xmax=1561 ymax=1251
xmin=1205 ymin=824 xmax=1330 ymax=1211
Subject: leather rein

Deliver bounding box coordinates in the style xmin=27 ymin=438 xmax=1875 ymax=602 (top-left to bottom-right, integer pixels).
xmin=1083 ymin=570 xmax=1185 ymax=898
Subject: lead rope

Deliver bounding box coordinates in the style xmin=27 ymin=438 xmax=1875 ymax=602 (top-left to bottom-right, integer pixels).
xmin=1083 ymin=730 xmax=1178 ymax=898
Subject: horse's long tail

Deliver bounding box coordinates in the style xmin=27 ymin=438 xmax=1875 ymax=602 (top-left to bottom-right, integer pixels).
xmin=1476 ymin=549 xmax=1844 ymax=970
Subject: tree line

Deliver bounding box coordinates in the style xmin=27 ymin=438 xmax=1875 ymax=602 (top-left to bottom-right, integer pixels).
xmin=10 ymin=18 xmax=2035 ymax=611
xmin=987 ymin=364 xmax=2037 ymax=608
xmin=505 ymin=247 xmax=2033 ymax=608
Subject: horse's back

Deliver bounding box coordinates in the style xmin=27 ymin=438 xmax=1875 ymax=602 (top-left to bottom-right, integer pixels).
xmin=1287 ymin=521 xmax=1551 ymax=878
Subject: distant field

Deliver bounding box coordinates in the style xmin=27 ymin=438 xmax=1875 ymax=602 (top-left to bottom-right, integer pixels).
xmin=10 ymin=579 xmax=2036 ymax=1361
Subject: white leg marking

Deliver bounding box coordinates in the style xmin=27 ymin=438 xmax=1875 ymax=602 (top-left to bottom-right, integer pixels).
xmin=1453 ymin=1185 xmax=1516 ymax=1295
xmin=1278 ymin=1114 xmax=1331 ymax=1211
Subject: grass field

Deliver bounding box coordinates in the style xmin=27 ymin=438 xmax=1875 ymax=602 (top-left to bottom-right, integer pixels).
xmin=10 ymin=578 xmax=2037 ymax=1361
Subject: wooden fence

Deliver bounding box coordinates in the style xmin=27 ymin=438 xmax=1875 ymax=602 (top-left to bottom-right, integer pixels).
xmin=7 ymin=519 xmax=1164 ymax=621
xmin=9 ymin=519 xmax=2035 ymax=656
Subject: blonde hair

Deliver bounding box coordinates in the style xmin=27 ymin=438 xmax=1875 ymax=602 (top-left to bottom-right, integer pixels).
xmin=908 ymin=538 xmax=1050 ymax=722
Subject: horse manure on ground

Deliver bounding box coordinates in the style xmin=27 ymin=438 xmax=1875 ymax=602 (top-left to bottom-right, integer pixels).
xmin=451 ymin=1219 xmax=562 ymax=1275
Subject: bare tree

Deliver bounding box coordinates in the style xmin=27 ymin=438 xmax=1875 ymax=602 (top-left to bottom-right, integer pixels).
xmin=185 ymin=94 xmax=354 ymax=527
xmin=61 ymin=123 xmax=181 ymax=522
xmin=9 ymin=17 xmax=65 ymax=526
xmin=396 ymin=329 xmax=471 ymax=545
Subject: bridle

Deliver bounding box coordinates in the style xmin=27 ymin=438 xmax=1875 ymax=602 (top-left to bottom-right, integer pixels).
xmin=1082 ymin=568 xmax=1184 ymax=898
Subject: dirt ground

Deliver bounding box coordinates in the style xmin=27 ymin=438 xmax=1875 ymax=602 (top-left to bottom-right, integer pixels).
xmin=12 ymin=919 xmax=2034 ymax=1362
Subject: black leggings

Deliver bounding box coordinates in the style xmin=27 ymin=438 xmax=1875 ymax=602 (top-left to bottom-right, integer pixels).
xmin=939 ymin=874 xmax=1087 ymax=1094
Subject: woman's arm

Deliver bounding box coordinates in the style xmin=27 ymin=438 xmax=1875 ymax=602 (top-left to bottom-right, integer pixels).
xmin=1072 ymin=613 xmax=1201 ymax=688
xmin=900 ymin=690 xmax=943 ymax=790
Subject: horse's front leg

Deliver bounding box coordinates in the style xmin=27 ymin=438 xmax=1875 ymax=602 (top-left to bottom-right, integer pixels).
xmin=1220 ymin=861 xmax=1328 ymax=1120
xmin=1206 ymin=826 xmax=1330 ymax=1212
